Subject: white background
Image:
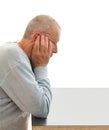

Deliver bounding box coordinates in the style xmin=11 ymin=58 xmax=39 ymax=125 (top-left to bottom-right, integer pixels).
xmin=0 ymin=0 xmax=109 ymax=88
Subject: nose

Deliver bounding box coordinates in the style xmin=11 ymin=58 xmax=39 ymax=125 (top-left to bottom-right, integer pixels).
xmin=52 ymin=44 xmax=57 ymax=53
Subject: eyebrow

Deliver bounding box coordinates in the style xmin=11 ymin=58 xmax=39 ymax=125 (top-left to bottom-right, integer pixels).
xmin=45 ymin=34 xmax=56 ymax=43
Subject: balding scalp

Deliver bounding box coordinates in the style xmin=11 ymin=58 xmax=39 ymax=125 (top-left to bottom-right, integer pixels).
xmin=23 ymin=15 xmax=60 ymax=39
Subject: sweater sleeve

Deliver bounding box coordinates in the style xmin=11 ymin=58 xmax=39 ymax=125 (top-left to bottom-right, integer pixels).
xmin=1 ymin=61 xmax=52 ymax=118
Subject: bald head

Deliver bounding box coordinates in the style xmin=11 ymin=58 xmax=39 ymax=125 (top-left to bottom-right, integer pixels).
xmin=23 ymin=14 xmax=61 ymax=40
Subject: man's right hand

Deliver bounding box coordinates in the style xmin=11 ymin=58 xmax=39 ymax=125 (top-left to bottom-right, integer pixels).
xmin=30 ymin=35 xmax=52 ymax=68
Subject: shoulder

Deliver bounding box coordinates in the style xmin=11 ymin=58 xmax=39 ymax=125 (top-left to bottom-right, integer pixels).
xmin=0 ymin=42 xmax=30 ymax=68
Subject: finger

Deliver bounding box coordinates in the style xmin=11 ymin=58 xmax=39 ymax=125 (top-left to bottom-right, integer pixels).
xmin=48 ymin=41 xmax=52 ymax=57
xmin=34 ymin=35 xmax=40 ymax=51
xmin=40 ymin=35 xmax=44 ymax=51
xmin=45 ymin=36 xmax=49 ymax=49
xmin=40 ymin=35 xmax=48 ymax=51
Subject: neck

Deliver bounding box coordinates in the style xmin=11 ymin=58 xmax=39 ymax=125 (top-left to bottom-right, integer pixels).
xmin=17 ymin=38 xmax=33 ymax=59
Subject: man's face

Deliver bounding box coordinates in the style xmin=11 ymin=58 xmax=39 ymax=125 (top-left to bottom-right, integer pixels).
xmin=46 ymin=25 xmax=61 ymax=56
xmin=32 ymin=25 xmax=61 ymax=57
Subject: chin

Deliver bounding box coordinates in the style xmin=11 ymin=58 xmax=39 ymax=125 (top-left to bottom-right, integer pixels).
xmin=50 ymin=54 xmax=53 ymax=57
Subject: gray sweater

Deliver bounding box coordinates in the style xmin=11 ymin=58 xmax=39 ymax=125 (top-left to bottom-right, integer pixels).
xmin=0 ymin=42 xmax=52 ymax=130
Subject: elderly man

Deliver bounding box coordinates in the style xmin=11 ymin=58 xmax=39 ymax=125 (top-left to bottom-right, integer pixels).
xmin=0 ymin=14 xmax=61 ymax=130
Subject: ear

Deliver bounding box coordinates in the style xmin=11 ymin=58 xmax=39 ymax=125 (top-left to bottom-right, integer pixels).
xmin=31 ymin=32 xmax=40 ymax=42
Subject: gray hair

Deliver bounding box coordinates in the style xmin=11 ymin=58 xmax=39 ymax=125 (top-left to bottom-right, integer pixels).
xmin=23 ymin=14 xmax=60 ymax=39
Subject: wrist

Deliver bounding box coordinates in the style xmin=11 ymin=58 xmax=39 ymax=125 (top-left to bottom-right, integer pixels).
xmin=34 ymin=66 xmax=48 ymax=80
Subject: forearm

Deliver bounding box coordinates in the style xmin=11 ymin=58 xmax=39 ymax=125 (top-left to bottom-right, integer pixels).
xmin=33 ymin=66 xmax=52 ymax=117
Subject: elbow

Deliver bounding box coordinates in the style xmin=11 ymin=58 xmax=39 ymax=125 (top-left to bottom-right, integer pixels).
xmin=32 ymin=90 xmax=52 ymax=118
xmin=40 ymin=108 xmax=49 ymax=118
xmin=33 ymin=97 xmax=51 ymax=118
xmin=37 ymin=92 xmax=52 ymax=118
xmin=33 ymin=103 xmax=50 ymax=118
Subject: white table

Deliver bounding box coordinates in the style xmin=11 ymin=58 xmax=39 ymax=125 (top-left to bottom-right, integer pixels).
xmin=32 ymin=88 xmax=109 ymax=130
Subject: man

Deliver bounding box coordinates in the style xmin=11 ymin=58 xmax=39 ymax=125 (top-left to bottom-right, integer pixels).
xmin=0 ymin=14 xmax=61 ymax=130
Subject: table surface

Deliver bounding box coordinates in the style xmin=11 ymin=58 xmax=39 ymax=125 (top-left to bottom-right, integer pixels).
xmin=32 ymin=88 xmax=109 ymax=126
